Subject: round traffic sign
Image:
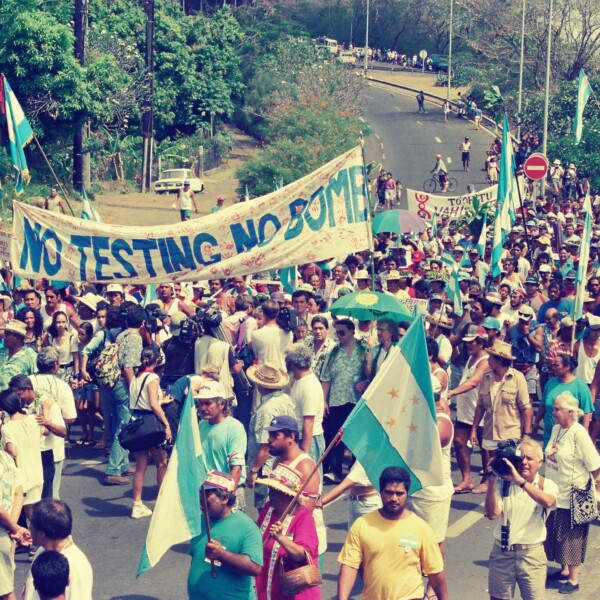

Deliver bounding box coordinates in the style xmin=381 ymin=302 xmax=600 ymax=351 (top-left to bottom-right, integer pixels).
xmin=523 ymin=153 xmax=549 ymax=181
xmin=419 ymin=49 xmax=428 ymax=59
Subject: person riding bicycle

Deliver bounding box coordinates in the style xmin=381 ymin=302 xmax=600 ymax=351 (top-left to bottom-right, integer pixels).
xmin=431 ymin=154 xmax=449 ymax=192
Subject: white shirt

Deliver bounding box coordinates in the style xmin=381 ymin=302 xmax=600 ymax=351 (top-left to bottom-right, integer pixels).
xmin=251 ymin=326 xmax=293 ymax=371
xmin=24 ymin=542 xmax=93 ymax=600
xmin=290 ymin=373 xmax=324 ymax=437
xmin=29 ymin=374 xmax=77 ymax=423
xmin=545 ymin=423 xmax=600 ymax=509
xmin=491 ymin=473 xmax=558 ymax=544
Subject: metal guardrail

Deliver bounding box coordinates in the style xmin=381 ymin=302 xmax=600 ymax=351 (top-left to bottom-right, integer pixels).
xmin=367 ymin=74 xmax=501 ymax=132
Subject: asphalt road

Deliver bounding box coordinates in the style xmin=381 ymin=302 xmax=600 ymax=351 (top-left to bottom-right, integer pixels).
xmin=12 ymin=88 xmax=600 ymax=599
xmin=362 ymin=82 xmax=493 ymax=202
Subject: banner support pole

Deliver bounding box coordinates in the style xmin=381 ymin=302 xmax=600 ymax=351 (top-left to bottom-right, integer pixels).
xmin=33 ymin=136 xmax=76 ymax=216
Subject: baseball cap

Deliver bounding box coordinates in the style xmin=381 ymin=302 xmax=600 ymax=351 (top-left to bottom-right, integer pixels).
xmin=517 ymin=305 xmax=535 ymax=321
xmin=184 ymin=180 xmax=191 ymax=185
xmin=538 ymin=236 xmax=550 ymax=245
xmin=482 ymin=317 xmax=501 ymax=331
xmin=560 ymin=316 xmax=574 ymax=329
xmin=193 ymin=379 xmax=227 ymax=400
xmin=106 ymin=284 xmax=124 ymax=294
xmin=355 ymin=269 xmax=370 ymax=280
xmin=442 ymin=236 xmax=453 ymax=244
xmin=463 ymin=324 xmax=487 ymax=342
xmin=538 ymin=264 xmax=552 ymax=273
xmin=486 ymin=292 xmax=504 ymax=305
xmin=524 ymin=276 xmax=539 ymax=285
xmin=266 ymin=415 xmax=299 ymax=433
xmin=588 ymin=315 xmax=600 ymax=330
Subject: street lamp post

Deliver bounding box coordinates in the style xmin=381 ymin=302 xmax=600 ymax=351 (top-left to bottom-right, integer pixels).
xmin=542 ymin=0 xmax=553 ymax=156
xmin=447 ymin=0 xmax=453 ymax=100
xmin=364 ymin=0 xmax=370 ymax=77
xmin=517 ymin=0 xmax=526 ymax=141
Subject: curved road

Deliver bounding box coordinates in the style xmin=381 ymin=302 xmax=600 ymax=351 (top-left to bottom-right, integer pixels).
xmin=363 ymin=82 xmax=494 ymax=205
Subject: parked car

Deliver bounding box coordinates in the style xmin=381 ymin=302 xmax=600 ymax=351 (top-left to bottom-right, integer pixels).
xmin=338 ymin=50 xmax=356 ymax=64
xmin=153 ymin=168 xmax=204 ymax=194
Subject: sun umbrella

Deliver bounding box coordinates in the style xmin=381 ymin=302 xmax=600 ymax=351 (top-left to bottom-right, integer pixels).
xmin=372 ymin=210 xmax=428 ymax=235
xmin=328 ymin=290 xmax=413 ymax=323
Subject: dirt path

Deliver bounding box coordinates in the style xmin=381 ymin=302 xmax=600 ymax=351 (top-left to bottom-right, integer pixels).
xmin=93 ymin=129 xmax=260 ymax=226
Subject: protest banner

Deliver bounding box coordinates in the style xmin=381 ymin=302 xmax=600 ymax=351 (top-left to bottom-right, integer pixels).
xmin=11 ymin=147 xmax=373 ymax=284
xmin=399 ymin=297 xmax=428 ymax=315
xmin=0 ymin=230 xmax=11 ymax=262
xmin=406 ymin=184 xmax=498 ymax=221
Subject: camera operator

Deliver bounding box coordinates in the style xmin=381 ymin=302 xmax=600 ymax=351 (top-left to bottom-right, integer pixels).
xmin=484 ymin=440 xmax=557 ymax=600
xmin=160 ymin=312 xmax=196 ymax=391
xmin=194 ymin=313 xmax=243 ymax=410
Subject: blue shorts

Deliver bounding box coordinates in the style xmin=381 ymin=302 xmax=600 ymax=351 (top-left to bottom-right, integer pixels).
xmin=180 ymin=209 xmax=191 ymax=219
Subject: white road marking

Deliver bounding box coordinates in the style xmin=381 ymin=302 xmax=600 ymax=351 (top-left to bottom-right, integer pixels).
xmin=435 ymin=136 xmax=442 ymax=143
xmin=416 ymin=120 xmax=423 ymax=126
xmin=445 ymin=507 xmax=485 ymax=538
xmin=375 ymin=133 xmax=380 ymax=139
xmin=447 ymin=157 xmax=452 ymax=164
xmin=382 ymin=154 xmax=386 ymax=160
xmin=380 ymin=143 xmax=384 ymax=150
xmin=394 ymin=106 xmax=400 ymax=111
xmin=78 ymin=460 xmax=103 ymax=467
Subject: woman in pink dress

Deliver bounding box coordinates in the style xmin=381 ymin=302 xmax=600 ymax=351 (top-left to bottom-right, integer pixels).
xmin=256 ymin=464 xmax=320 ymax=600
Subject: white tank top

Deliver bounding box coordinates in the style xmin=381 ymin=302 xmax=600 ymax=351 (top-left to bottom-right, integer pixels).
xmin=575 ymin=342 xmax=600 ymax=384
xmin=455 ymin=354 xmax=488 ymax=425
xmin=412 ymin=413 xmax=454 ymax=500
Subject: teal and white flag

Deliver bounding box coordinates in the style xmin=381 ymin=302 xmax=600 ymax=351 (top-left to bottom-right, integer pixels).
xmin=341 ymin=316 xmax=444 ymax=493
xmin=2 ymin=76 xmax=34 ymax=195
xmin=142 ymin=283 xmax=158 ymax=308
xmin=244 ymin=183 xmax=250 ymax=202
xmin=280 ymin=266 xmax=298 ymax=294
xmin=138 ymin=388 xmax=207 ymax=575
xmin=573 ymin=69 xmax=593 ymax=145
xmin=440 ymin=250 xmax=455 ymax=271
xmin=476 ymin=213 xmax=487 ymax=257
xmin=430 ymin=211 xmax=437 ymax=238
xmin=491 ymin=114 xmax=517 ymax=278
xmin=81 ymin=187 xmax=103 ymax=223
xmin=573 ymin=193 xmax=592 ymax=320
xmin=446 ymin=262 xmax=463 ymax=317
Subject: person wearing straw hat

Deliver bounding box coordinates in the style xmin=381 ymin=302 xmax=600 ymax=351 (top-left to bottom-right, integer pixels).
xmin=187 ymin=471 xmax=263 ymax=600
xmin=0 ymin=294 xmax=13 ymax=326
xmin=245 ymin=362 xmax=295 ymax=508
xmin=0 ymin=320 xmax=38 ymax=391
xmin=255 ymin=463 xmax=320 ymax=600
xmin=72 ymin=293 xmax=102 ymax=331
xmin=424 ymin=312 xmax=454 ymax=371
xmin=469 ymin=340 xmax=533 ymax=494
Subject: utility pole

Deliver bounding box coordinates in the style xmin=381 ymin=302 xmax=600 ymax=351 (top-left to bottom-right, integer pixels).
xmin=542 ymin=0 xmax=553 ymax=155
xmin=141 ymin=0 xmax=155 ymax=193
xmin=446 ymin=0 xmax=453 ymax=100
xmin=517 ymin=0 xmax=526 ymax=141
xmin=363 ymin=0 xmax=370 ymax=77
xmin=73 ymin=0 xmax=88 ymax=193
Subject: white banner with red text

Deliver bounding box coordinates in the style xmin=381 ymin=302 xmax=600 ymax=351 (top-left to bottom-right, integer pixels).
xmin=406 ymin=184 xmax=498 ymax=221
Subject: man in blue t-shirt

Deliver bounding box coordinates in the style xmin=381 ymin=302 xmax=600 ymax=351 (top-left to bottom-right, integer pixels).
xmin=188 ymin=471 xmax=262 ymax=599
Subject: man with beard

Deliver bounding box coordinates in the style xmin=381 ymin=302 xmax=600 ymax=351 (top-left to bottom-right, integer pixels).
xmin=337 ymin=466 xmax=448 ymax=600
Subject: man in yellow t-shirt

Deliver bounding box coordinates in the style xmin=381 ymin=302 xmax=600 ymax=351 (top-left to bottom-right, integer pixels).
xmin=337 ymin=466 xmax=449 ymax=600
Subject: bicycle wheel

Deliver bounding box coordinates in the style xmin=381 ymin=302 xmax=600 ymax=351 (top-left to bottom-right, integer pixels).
xmin=423 ymin=178 xmax=437 ymax=193
xmin=447 ymin=178 xmax=458 ymax=192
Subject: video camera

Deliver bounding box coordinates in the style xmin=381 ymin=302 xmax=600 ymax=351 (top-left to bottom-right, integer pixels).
xmin=179 ymin=303 xmax=223 ymax=345
xmin=491 ymin=439 xmax=524 ymax=478
xmin=144 ymin=303 xmax=168 ymax=334
xmin=276 ymin=306 xmax=299 ymax=333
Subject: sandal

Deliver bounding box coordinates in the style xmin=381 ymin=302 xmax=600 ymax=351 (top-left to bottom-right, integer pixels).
xmin=83 ymin=439 xmax=95 ymax=446
xmin=454 ymin=483 xmax=474 ymax=494
xmin=75 ymin=439 xmax=87 ymax=446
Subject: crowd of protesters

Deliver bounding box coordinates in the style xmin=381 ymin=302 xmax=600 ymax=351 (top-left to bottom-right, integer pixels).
xmin=1 ymin=142 xmax=600 ymax=599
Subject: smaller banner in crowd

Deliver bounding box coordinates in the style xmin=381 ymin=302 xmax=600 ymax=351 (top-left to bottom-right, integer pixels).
xmin=11 ymin=146 xmax=373 ymax=284
xmin=0 ymin=230 xmax=11 ymax=262
xmin=399 ymin=297 xmax=428 ymax=315
xmin=406 ymin=184 xmax=498 ymax=221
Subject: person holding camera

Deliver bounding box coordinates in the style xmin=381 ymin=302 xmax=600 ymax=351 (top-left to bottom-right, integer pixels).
xmin=484 ymin=439 xmax=558 ymax=600
xmin=470 ymin=340 xmax=533 ymax=495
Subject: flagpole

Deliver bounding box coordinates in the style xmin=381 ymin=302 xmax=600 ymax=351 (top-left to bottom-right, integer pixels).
xmin=201 ymin=487 xmax=217 ymax=579
xmin=360 ymin=142 xmax=377 ymax=291
xmin=513 ymin=167 xmax=529 ymax=248
xmin=33 ymin=137 xmax=76 ymax=216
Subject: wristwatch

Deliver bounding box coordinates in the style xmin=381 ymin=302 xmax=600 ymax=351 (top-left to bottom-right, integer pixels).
xmin=249 ymin=469 xmax=258 ymax=475
xmin=519 ymin=480 xmax=527 ymax=488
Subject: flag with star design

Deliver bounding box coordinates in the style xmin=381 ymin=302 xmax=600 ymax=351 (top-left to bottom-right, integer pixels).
xmin=341 ymin=315 xmax=444 ymax=494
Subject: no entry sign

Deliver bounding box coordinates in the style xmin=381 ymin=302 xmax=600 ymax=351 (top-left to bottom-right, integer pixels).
xmin=524 ymin=153 xmax=549 ymax=181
